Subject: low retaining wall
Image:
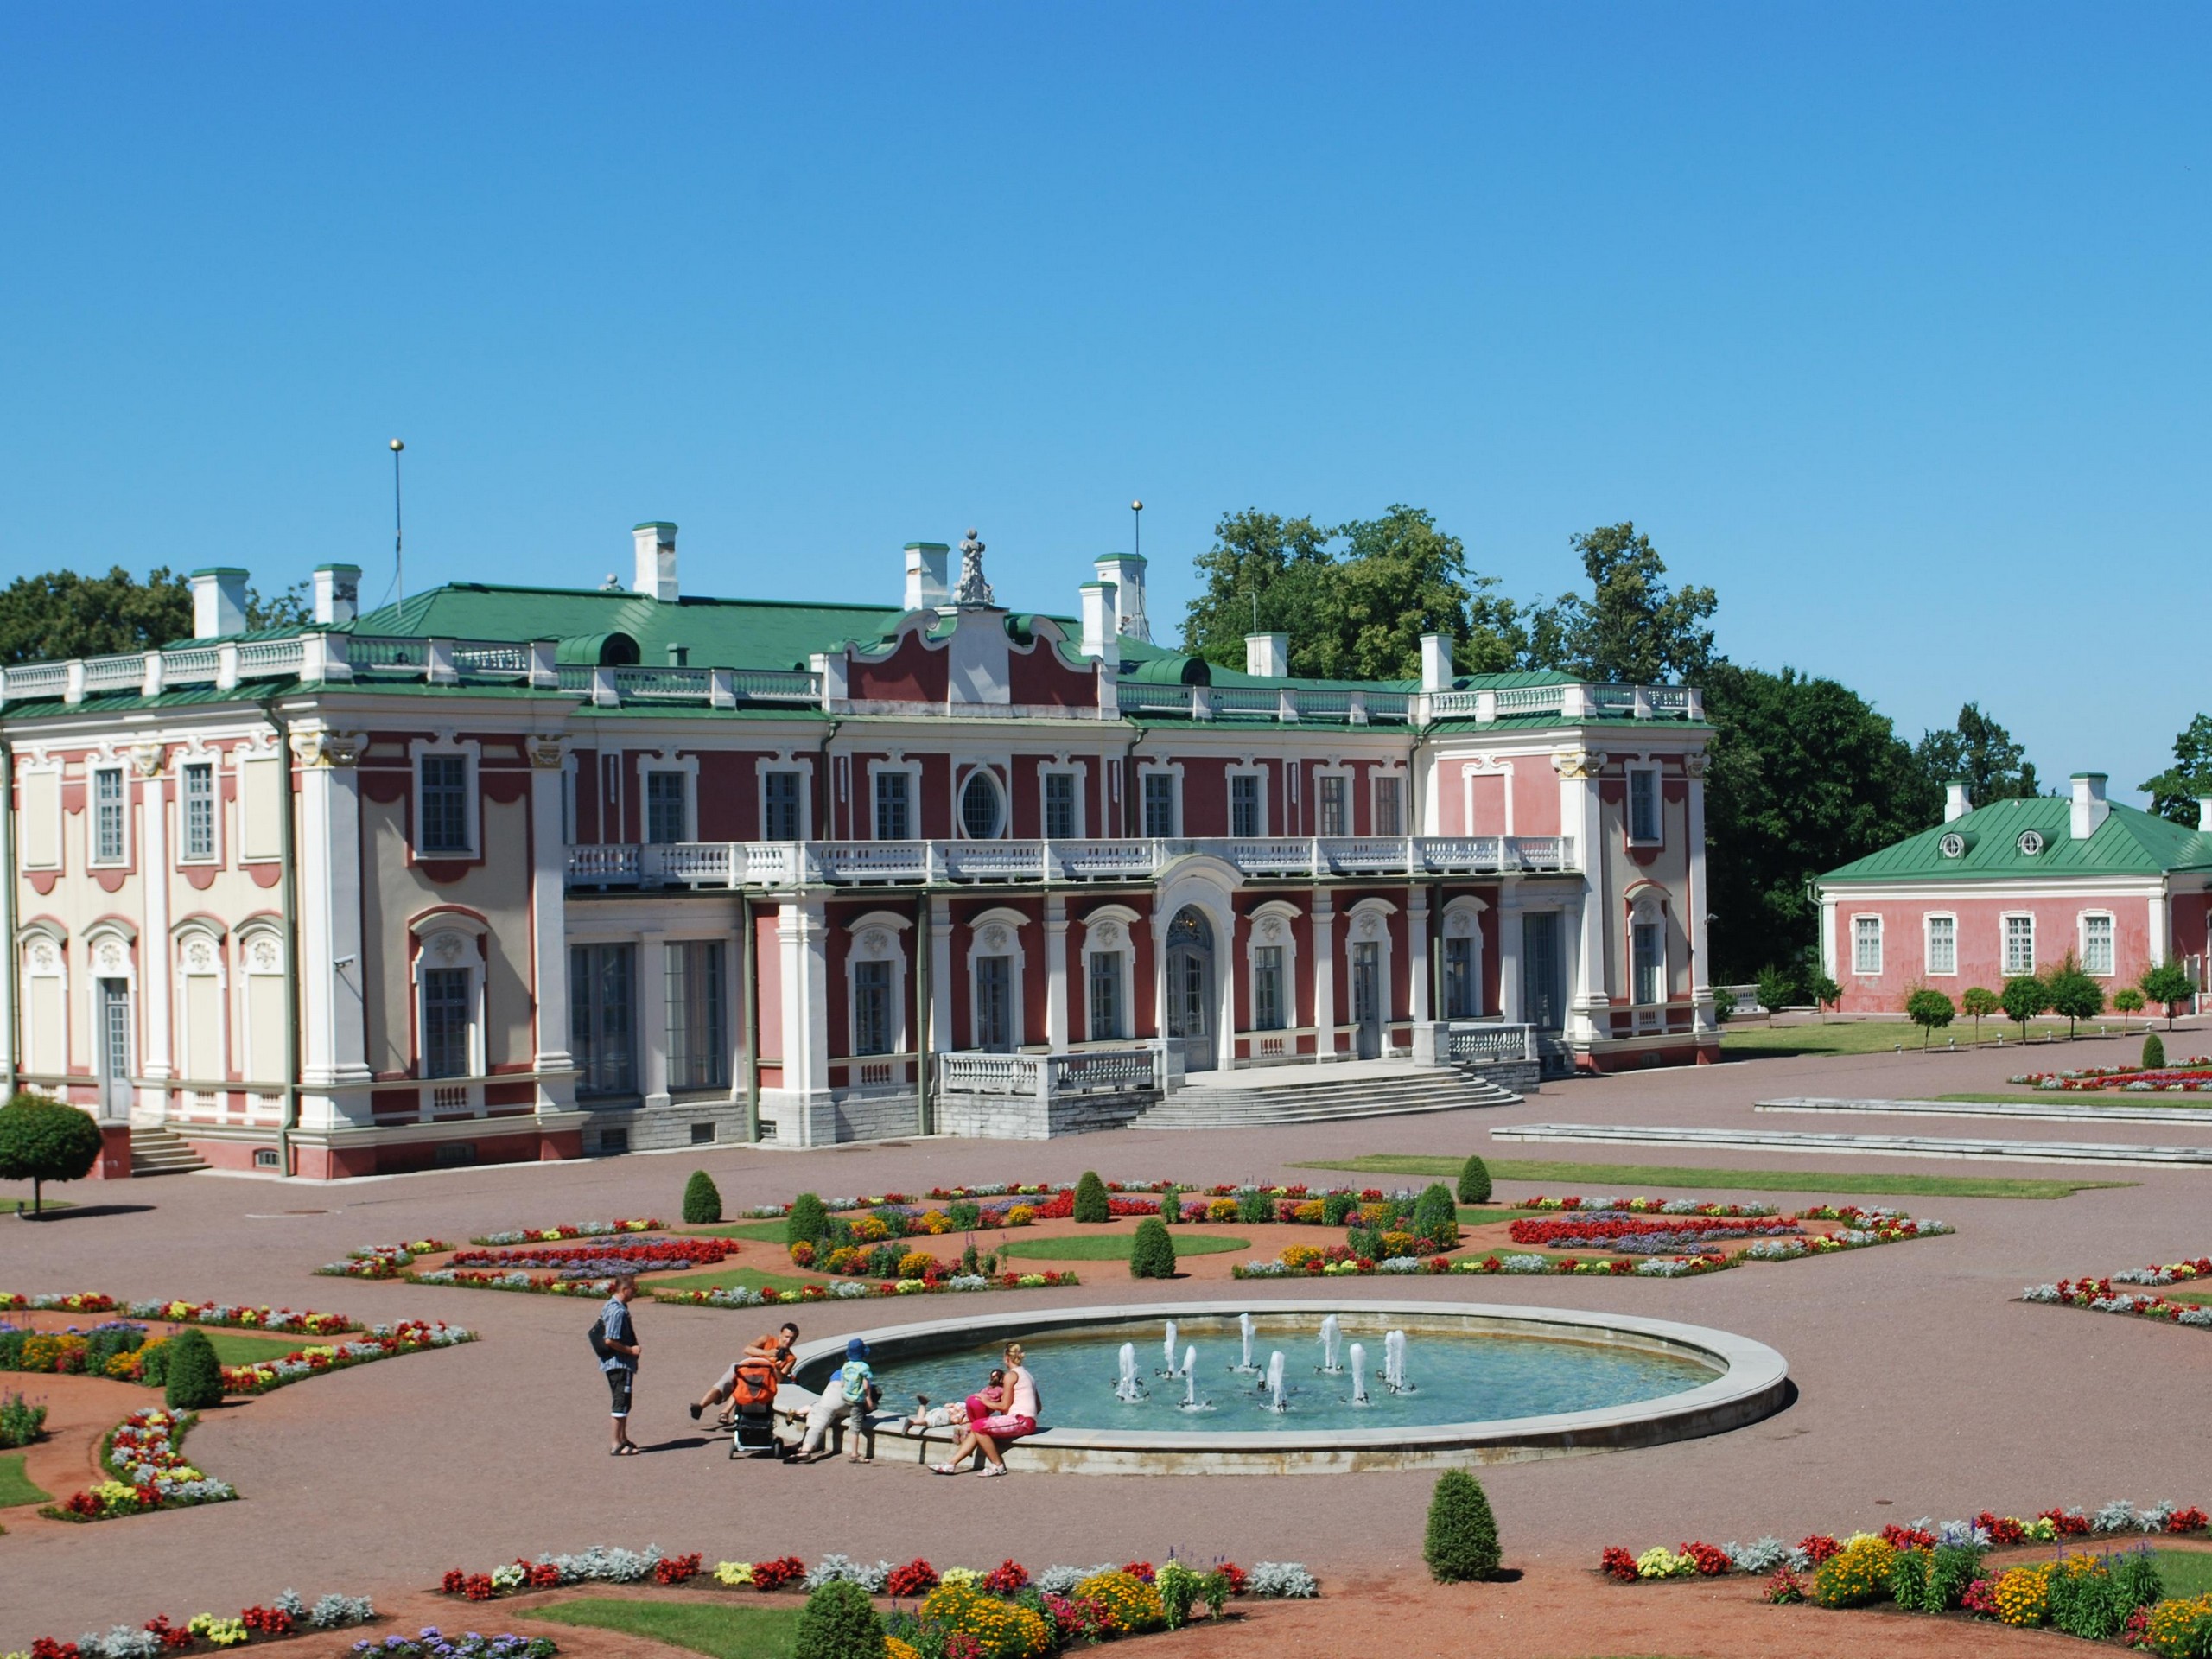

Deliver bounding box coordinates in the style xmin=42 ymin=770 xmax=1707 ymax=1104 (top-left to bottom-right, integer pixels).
xmin=937 ymin=1087 xmax=1158 ymax=1140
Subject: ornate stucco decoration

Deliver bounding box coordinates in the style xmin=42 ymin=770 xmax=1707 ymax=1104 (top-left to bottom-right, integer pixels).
xmin=952 ymin=527 xmax=995 ymax=608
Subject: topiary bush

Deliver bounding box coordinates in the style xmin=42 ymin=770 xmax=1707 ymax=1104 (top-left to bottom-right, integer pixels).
xmin=2145 ymin=1032 xmax=2167 ymax=1071
xmin=1073 ymin=1171 xmax=1111 ymax=1224
xmin=787 ymin=1192 xmax=830 ymax=1249
xmin=0 ymin=1091 xmax=105 ymax=1216
xmin=1456 ymin=1154 xmax=1492 ymax=1205
xmin=682 ymin=1169 xmax=722 ymax=1225
xmin=1412 ymin=1183 xmax=1459 ymax=1249
xmin=1128 ymin=1217 xmax=1177 ymax=1280
xmin=162 ymin=1327 xmax=224 ymax=1411
xmin=792 ymin=1578 xmax=884 ymax=1659
xmin=1423 ymin=1468 xmax=1502 ymax=1581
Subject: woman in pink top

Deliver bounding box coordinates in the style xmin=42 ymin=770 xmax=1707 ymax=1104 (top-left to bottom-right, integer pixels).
xmin=933 ymin=1342 xmax=1039 ymax=1477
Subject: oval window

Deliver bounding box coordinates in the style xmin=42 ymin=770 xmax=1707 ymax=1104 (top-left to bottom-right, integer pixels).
xmin=961 ymin=771 xmax=1002 ymax=839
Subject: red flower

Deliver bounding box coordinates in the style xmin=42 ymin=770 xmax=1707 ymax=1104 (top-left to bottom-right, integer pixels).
xmin=463 ymin=1574 xmax=497 ymax=1601
xmin=528 ymin=1563 xmax=562 ymax=1588
xmin=2169 ymin=1508 xmax=2209 ymax=1534
xmin=1217 ymin=1563 xmax=1249 ymax=1596
xmin=655 ymin=1553 xmax=702 ymax=1586
xmin=1122 ymin=1560 xmax=1156 ymax=1583
xmin=1599 ymin=1547 xmax=1638 ymax=1582
xmin=1798 ymin=1534 xmax=1840 ymax=1564
xmin=984 ymin=1560 xmax=1030 ymax=1593
xmin=887 ymin=1559 xmax=939 ymax=1598
xmin=752 ymin=1556 xmax=805 ymax=1591
xmin=1681 ymin=1541 xmax=1732 ymax=1577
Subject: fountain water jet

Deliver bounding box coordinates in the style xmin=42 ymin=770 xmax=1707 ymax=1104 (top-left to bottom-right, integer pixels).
xmin=1177 ymin=1346 xmax=1210 ymax=1411
xmin=1115 ymin=1342 xmax=1145 ymax=1402
xmin=1349 ymin=1341 xmax=1370 ymax=1405
xmin=1234 ymin=1313 xmax=1259 ymax=1375
xmin=1319 ymin=1313 xmax=1343 ymax=1375
xmin=1161 ymin=1319 xmax=1180 ymax=1376
xmin=1264 ymin=1351 xmax=1287 ymax=1413
xmin=1383 ymin=1329 xmax=1413 ymax=1393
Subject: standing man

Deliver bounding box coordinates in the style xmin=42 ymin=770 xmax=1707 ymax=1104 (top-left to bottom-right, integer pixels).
xmin=599 ymin=1274 xmax=641 ymax=1455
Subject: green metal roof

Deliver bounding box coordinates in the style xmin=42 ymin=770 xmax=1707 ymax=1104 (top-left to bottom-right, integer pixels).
xmin=1821 ymin=795 xmax=2212 ymax=883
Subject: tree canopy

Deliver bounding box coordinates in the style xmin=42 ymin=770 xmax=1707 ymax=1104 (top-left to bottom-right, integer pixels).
xmin=0 ymin=566 xmax=310 ymax=664
xmin=1915 ymin=702 xmax=2039 ymax=804
xmin=1526 ymin=522 xmax=1719 ymax=686
xmin=2141 ymin=715 xmax=2212 ymax=827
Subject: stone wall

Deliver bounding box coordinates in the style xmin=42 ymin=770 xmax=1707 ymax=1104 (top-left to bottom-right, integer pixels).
xmin=937 ymin=1087 xmax=1158 ymax=1141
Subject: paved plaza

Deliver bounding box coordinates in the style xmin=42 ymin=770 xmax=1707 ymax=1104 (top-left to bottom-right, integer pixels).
xmin=9 ymin=1028 xmax=2212 ymax=1643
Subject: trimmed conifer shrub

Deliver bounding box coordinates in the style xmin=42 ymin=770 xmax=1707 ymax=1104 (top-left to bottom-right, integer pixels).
xmin=1412 ymin=1182 xmax=1459 ymax=1248
xmin=682 ymin=1169 xmax=722 ymax=1225
xmin=787 ymin=1192 xmax=830 ymax=1249
xmin=1423 ymin=1467 xmax=1502 ymax=1581
xmin=1073 ymin=1170 xmax=1111 ymax=1224
xmin=792 ymin=1579 xmax=883 ymax=1659
xmin=1456 ymin=1154 xmax=1492 ymax=1204
xmin=1157 ymin=1184 xmax=1179 ymax=1225
xmin=163 ymin=1327 xmax=225 ymax=1411
xmin=2145 ymin=1032 xmax=2167 ymax=1070
xmin=1128 ymin=1217 xmax=1178 ymax=1279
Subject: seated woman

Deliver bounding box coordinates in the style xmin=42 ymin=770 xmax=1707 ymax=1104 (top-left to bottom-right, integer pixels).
xmin=931 ymin=1344 xmax=1038 ymax=1477
xmin=906 ymin=1367 xmax=1005 ymax=1433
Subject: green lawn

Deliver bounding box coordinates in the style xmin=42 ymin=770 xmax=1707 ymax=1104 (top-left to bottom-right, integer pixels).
xmin=2153 ymin=1551 xmax=2212 ymax=1599
xmin=534 ymin=1598 xmax=802 ymax=1659
xmin=1936 ymin=1090 xmax=2212 ymax=1109
xmin=1457 ymin=1207 xmax=1520 ymax=1227
xmin=648 ymin=1264 xmax=817 ymax=1299
xmin=2165 ymin=1287 xmax=2212 ymax=1308
xmin=689 ymin=1220 xmax=791 ymax=1243
xmin=0 ymin=1198 xmax=73 ymax=1216
xmin=203 ymin=1331 xmax=315 ymax=1365
xmin=1292 ymin=1154 xmax=2128 ymax=1200
xmin=1001 ymin=1230 xmax=1249 ymax=1262
xmin=1719 ymin=1020 xmax=2115 ymax=1058
xmin=0 ymin=1452 xmax=51 ymax=1507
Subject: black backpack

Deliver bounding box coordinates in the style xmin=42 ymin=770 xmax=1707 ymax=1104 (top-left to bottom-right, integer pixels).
xmin=588 ymin=1311 xmax=616 ymax=1359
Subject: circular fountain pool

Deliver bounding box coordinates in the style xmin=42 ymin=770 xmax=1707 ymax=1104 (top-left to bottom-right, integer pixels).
xmin=783 ymin=1300 xmax=1788 ymax=1475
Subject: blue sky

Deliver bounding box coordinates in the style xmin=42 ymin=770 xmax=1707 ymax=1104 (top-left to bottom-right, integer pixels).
xmin=3 ymin=5 xmax=2203 ymax=800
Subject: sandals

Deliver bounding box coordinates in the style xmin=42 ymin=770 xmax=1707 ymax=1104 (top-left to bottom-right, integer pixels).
xmin=611 ymin=1444 xmax=640 ymax=1457
xmin=930 ymin=1462 xmax=961 ymax=1476
xmin=978 ymin=1463 xmax=1007 ymax=1477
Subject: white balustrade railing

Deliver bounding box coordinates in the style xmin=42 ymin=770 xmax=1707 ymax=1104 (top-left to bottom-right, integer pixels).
xmin=83 ymin=654 xmax=148 ymax=692
xmin=1443 ymin=1022 xmax=1536 ymax=1065
xmin=237 ymin=638 xmax=306 ymax=677
xmin=937 ymin=1052 xmax=1039 ymax=1096
xmin=566 ymin=843 xmax=642 ymax=884
xmin=938 ymin=1046 xmax=1162 ymax=1098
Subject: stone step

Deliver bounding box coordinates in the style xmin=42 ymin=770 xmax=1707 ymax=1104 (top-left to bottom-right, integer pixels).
xmin=130 ymin=1127 xmax=208 ymax=1177
xmin=1134 ymin=1071 xmax=1518 ymax=1131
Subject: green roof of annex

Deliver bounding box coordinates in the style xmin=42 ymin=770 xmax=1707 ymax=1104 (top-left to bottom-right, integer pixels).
xmin=1821 ymin=793 xmax=2212 ymax=883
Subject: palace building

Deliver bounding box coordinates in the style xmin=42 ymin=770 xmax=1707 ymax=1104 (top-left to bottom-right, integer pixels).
xmin=0 ymin=522 xmax=1717 ymax=1178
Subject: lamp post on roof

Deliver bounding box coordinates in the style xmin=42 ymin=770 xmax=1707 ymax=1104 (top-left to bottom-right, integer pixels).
xmin=953 ymin=526 xmax=995 ymax=607
xmin=389 ymin=439 xmax=405 ymax=630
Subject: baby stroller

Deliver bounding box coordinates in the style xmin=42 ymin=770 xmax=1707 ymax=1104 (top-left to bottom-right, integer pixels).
xmin=725 ymin=1358 xmax=785 ymax=1460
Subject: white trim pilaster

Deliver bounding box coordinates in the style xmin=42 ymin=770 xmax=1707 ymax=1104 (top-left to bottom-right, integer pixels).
xmin=1044 ymin=894 xmax=1070 ymax=1051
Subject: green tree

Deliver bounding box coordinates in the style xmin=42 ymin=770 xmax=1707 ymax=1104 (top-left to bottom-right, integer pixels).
xmin=0 ymin=567 xmax=311 ymax=664
xmin=1999 ymin=974 xmax=2050 ymax=1039
xmin=2139 ymin=963 xmax=2196 ymax=1030
xmin=1128 ymin=1217 xmax=1177 ymax=1279
xmin=1904 ymin=986 xmax=1955 ymax=1047
xmin=1700 ymin=664 xmax=1942 ymax=982
xmin=1806 ymin=970 xmax=1843 ymax=1014
xmin=792 ymin=1579 xmax=882 ymax=1659
xmin=1456 ymin=1154 xmax=1492 ymax=1205
xmin=1961 ymin=985 xmax=1999 ymax=1039
xmin=785 ymin=1192 xmax=830 ymax=1249
xmin=0 ymin=1092 xmax=105 ymax=1216
xmin=1156 ymin=1184 xmax=1179 ymax=1226
xmin=2140 ymin=715 xmax=2212 ymax=827
xmin=2041 ymin=951 xmax=2104 ymax=1037
xmin=162 ymin=1327 xmax=224 ymax=1411
xmin=1179 ymin=509 xmax=1335 ymax=671
xmin=1072 ymin=1171 xmax=1111 ymax=1224
xmin=2144 ymin=1032 xmax=2166 ymax=1070
xmin=681 ymin=1169 xmax=722 ymax=1226
xmin=1755 ymin=963 xmax=1798 ymax=1014
xmin=2113 ymin=988 xmax=2145 ymax=1032
xmin=1914 ymin=702 xmax=2040 ymax=804
xmin=1412 ymin=1183 xmax=1459 ymax=1249
xmin=1527 ymin=523 xmax=1718 ymax=687
xmin=1423 ymin=1468 xmax=1503 ymax=1581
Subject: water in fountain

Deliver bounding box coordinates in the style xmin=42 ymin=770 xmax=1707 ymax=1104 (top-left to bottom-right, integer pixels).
xmin=1161 ymin=1319 xmax=1180 ymax=1376
xmin=1349 ymin=1340 xmax=1370 ymax=1405
xmin=1234 ymin=1312 xmax=1259 ymax=1375
xmin=1319 ymin=1313 xmax=1343 ymax=1374
xmin=1383 ymin=1328 xmax=1414 ymax=1393
xmin=1177 ymin=1346 xmax=1209 ymax=1411
xmin=1114 ymin=1342 xmax=1145 ymax=1402
xmin=1264 ymin=1350 xmax=1287 ymax=1413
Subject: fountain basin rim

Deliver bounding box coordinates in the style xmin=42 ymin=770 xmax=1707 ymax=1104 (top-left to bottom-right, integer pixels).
xmin=774 ymin=1299 xmax=1787 ymax=1468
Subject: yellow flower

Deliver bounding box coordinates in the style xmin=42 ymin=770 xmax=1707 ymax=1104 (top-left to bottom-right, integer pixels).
xmin=713 ymin=1561 xmax=754 ymax=1586
xmin=1992 ymin=1563 xmax=2052 ymax=1626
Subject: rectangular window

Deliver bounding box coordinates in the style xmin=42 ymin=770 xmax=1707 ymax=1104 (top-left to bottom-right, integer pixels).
xmin=1088 ymin=951 xmax=1124 ymax=1040
xmin=1317 ymin=774 xmax=1347 ymax=836
xmin=853 ymin=958 xmax=893 ymax=1056
xmin=665 ymin=940 xmax=728 ymax=1089
xmin=762 ymin=769 xmax=803 ymax=840
xmin=645 ymin=771 xmax=689 ymax=845
xmin=2004 ymin=914 xmax=2036 ymax=976
xmin=1141 ymin=772 xmax=1176 ymax=838
xmin=1632 ymin=920 xmax=1665 ymax=1006
xmin=570 ymin=944 xmax=636 ymax=1096
xmin=1926 ymin=915 xmax=1956 ymax=976
xmin=183 ymin=762 xmax=216 ymax=860
xmin=1252 ymin=944 xmax=1285 ymax=1031
xmin=1229 ymin=773 xmax=1261 ymax=838
xmin=93 ymin=767 xmax=125 ymax=863
xmin=2083 ymin=913 xmax=2115 ymax=976
xmin=1629 ymin=768 xmax=1661 ymax=844
xmin=874 ymin=770 xmax=911 ymax=841
xmin=1444 ymin=936 xmax=1477 ymax=1019
xmin=1374 ymin=776 xmax=1403 ymax=836
xmin=1522 ymin=911 xmax=1564 ymax=1030
xmin=1044 ymin=772 xmax=1077 ymax=840
xmin=421 ymin=968 xmax=472 ymax=1080
xmin=418 ymin=754 xmax=471 ymax=855
xmin=1853 ymin=916 xmax=1883 ymax=976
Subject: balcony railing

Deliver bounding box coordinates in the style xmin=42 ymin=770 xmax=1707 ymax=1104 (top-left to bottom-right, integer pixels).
xmin=567 ymin=834 xmax=1580 ymax=889
xmin=938 ymin=1046 xmax=1166 ymax=1098
xmin=1426 ymin=682 xmax=1702 ymax=723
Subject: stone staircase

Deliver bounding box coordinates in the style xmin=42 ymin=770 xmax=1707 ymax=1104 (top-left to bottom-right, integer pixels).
xmin=1128 ymin=1065 xmax=1521 ymax=1131
xmin=129 ymin=1125 xmax=209 ymax=1177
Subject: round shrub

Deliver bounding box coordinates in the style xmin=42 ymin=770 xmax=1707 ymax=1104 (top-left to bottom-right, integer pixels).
xmin=1456 ymin=1154 xmax=1492 ymax=1204
xmin=1412 ymin=1183 xmax=1459 ymax=1249
xmin=162 ymin=1326 xmax=225 ymax=1411
xmin=1072 ymin=1171 xmax=1111 ymax=1224
xmin=1128 ymin=1217 xmax=1177 ymax=1280
xmin=1423 ymin=1468 xmax=1502 ymax=1581
xmin=682 ymin=1169 xmax=723 ymax=1225
xmin=2145 ymin=1032 xmax=2167 ymax=1071
xmin=1157 ymin=1184 xmax=1179 ymax=1226
xmin=0 ymin=1091 xmax=105 ymax=1215
xmin=792 ymin=1579 xmax=883 ymax=1659
xmin=787 ymin=1192 xmax=830 ymax=1249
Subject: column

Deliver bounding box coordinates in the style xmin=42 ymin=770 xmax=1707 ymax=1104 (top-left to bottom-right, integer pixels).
xmin=0 ymin=751 xmax=12 ymax=1090
xmin=529 ymin=741 xmax=575 ymax=1110
xmin=1558 ymin=752 xmax=1610 ymax=1052
xmin=1819 ymin=898 xmax=1840 ymax=982
xmin=778 ymin=898 xmax=831 ymax=1146
xmin=930 ymin=905 xmax=955 ymax=1052
xmin=1044 ymin=895 xmax=1069 ymax=1052
xmin=2149 ymin=894 xmax=2170 ymax=968
xmin=1407 ymin=887 xmax=1434 ymax=1064
xmin=1497 ymin=890 xmax=1525 ymax=1024
xmin=1686 ymin=757 xmax=1714 ymax=1034
xmin=296 ymin=734 xmax=371 ymax=1132
xmin=1312 ymin=888 xmax=1337 ymax=1061
xmin=639 ymin=928 xmax=669 ymax=1109
xmin=137 ymin=750 xmax=172 ymax=1113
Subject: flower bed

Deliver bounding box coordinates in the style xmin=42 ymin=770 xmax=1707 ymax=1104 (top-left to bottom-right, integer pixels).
xmin=652 ymin=1271 xmax=1079 ymax=1308
xmin=40 ymin=1408 xmax=234 ymax=1522
xmin=1515 ymin=1195 xmax=1780 ymax=1217
xmin=218 ymin=1321 xmax=475 ymax=1395
xmin=1506 ymin=1215 xmax=1802 ymax=1249
xmin=467 ymin=1219 xmax=660 ymax=1246
xmin=314 ymin=1243 xmax=454 ymax=1281
xmin=3 ymin=1588 xmax=381 ymax=1657
xmin=0 ymin=1295 xmax=358 ymax=1336
xmin=443 ymin=1238 xmax=728 ymax=1274
xmin=2024 ymin=1272 xmax=2212 ymax=1331
xmin=2008 ymin=1060 xmax=2212 ymax=1092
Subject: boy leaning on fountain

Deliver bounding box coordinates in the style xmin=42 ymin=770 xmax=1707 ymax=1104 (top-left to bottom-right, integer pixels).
xmin=797 ymin=1337 xmax=879 ymax=1463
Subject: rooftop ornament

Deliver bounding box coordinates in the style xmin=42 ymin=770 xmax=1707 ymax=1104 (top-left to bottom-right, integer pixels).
xmin=953 ymin=526 xmax=995 ymax=608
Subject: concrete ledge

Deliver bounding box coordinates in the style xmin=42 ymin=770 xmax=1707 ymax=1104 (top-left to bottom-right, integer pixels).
xmin=1495 ymin=1121 xmax=2212 ymax=1167
xmin=1760 ymin=1096 xmax=2212 ymax=1127
xmin=776 ymin=1299 xmax=1788 ymax=1475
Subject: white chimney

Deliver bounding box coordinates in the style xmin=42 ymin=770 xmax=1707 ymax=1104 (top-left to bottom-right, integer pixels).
xmin=632 ymin=522 xmax=677 ymax=602
xmin=1094 ymin=554 xmax=1150 ymax=643
xmin=2197 ymin=797 xmax=2212 ymax=833
xmin=1944 ymin=780 xmax=1972 ymax=823
xmin=905 ymin=542 xmax=950 ymax=611
xmin=313 ymin=563 xmax=361 ymax=628
xmin=2069 ymin=772 xmax=2110 ymax=841
xmin=190 ymin=568 xmax=248 ymax=639
xmin=1079 ymin=580 xmax=1120 ymax=659
xmin=1246 ymin=632 xmax=1288 ymax=677
xmin=1420 ymin=632 xmax=1454 ymax=692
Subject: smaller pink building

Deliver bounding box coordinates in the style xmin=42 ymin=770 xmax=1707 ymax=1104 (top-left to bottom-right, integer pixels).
xmin=1815 ymin=775 xmax=2212 ymax=1014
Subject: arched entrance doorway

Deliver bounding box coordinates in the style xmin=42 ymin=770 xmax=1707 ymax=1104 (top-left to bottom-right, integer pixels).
xmin=1163 ymin=906 xmax=1217 ymax=1072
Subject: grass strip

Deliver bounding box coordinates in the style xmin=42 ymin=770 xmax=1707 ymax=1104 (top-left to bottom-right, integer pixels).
xmin=1001 ymin=1231 xmax=1249 ymax=1262
xmin=2154 ymin=1551 xmax=2212 ymax=1599
xmin=0 ymin=1198 xmax=73 ymax=1216
xmin=201 ymin=1331 xmax=316 ymax=1366
xmin=647 ymin=1265 xmax=817 ymax=1299
xmin=533 ymin=1597 xmax=803 ymax=1659
xmin=1718 ymin=1022 xmax=2116 ymax=1057
xmin=689 ymin=1220 xmax=791 ymax=1243
xmin=0 ymin=1452 xmax=51 ymax=1508
xmin=1291 ymin=1155 xmax=2129 ymax=1200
